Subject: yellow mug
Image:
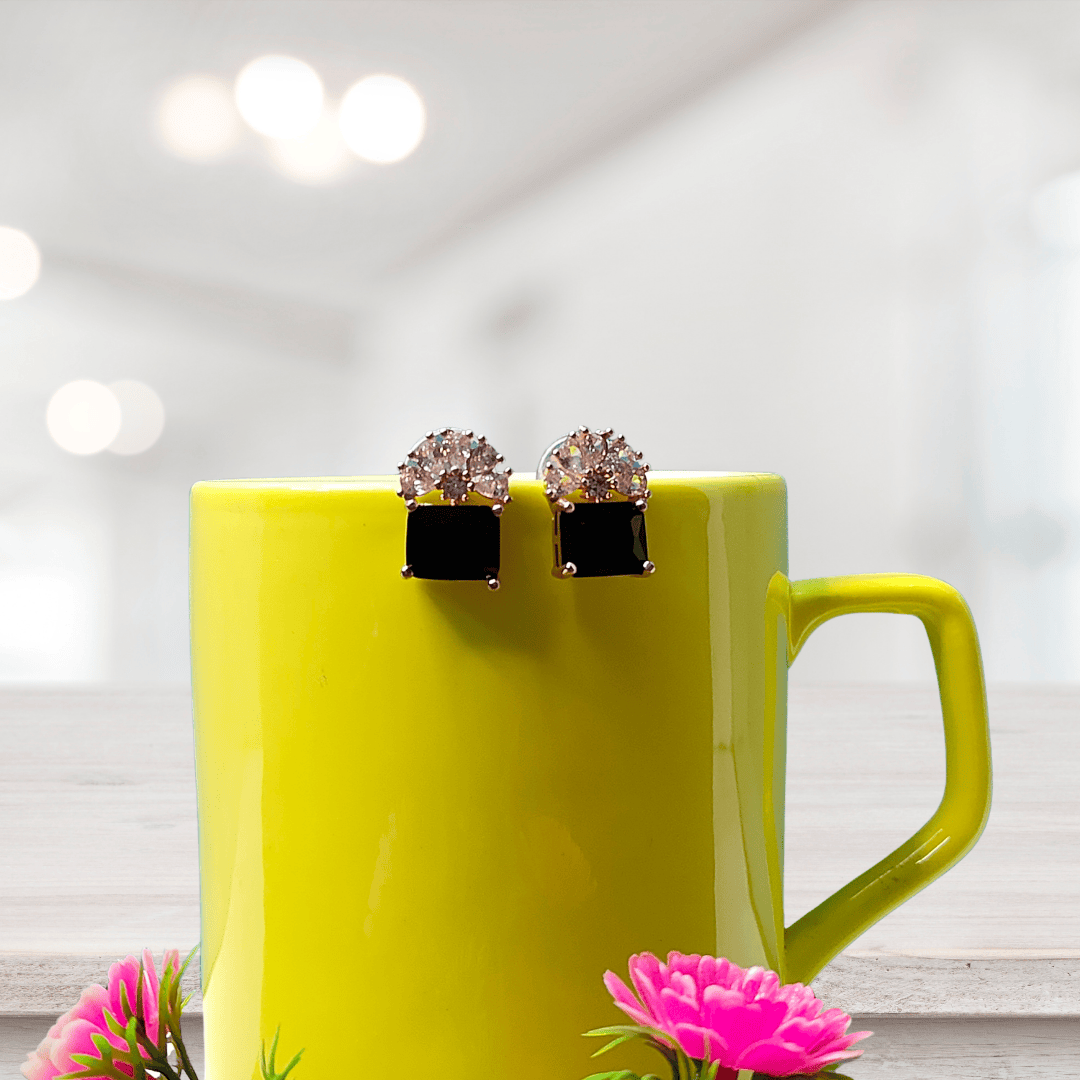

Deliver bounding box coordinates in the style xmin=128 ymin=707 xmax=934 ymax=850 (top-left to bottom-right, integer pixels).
xmin=189 ymin=473 xmax=991 ymax=1080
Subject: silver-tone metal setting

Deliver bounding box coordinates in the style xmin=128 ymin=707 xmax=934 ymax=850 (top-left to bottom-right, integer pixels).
xmin=540 ymin=427 xmax=655 ymax=578
xmin=396 ymin=427 xmax=512 ymax=513
xmin=536 ymin=426 xmax=651 ymax=509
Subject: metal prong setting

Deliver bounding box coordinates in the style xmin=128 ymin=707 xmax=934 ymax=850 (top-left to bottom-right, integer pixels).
xmin=397 ymin=428 xmax=512 ymax=514
xmin=537 ymin=425 xmax=651 ymax=510
xmin=539 ymin=427 xmax=655 ymax=579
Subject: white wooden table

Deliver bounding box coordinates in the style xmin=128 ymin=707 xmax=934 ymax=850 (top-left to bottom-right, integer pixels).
xmin=0 ymin=686 xmax=1076 ymax=1078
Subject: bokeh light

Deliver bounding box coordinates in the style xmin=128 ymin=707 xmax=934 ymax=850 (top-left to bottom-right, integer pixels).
xmin=157 ymin=74 xmax=240 ymax=161
xmin=338 ymin=74 xmax=426 ymax=164
xmin=0 ymin=226 xmax=42 ymax=299
xmin=268 ymin=107 xmax=353 ymax=185
xmin=46 ymin=381 xmax=122 ymax=455
xmin=235 ymin=55 xmax=323 ymax=140
xmin=107 ymin=380 xmax=166 ymax=455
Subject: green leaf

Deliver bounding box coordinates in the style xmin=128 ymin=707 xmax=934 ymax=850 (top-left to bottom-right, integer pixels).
xmin=118 ymin=978 xmax=134 ymax=1023
xmin=260 ymin=1026 xmax=304 ymax=1080
xmin=103 ymin=1009 xmax=128 ymax=1040
xmin=275 ymin=1048 xmax=304 ymax=1080
xmin=177 ymin=945 xmax=198 ymax=982
xmin=580 ymin=1072 xmax=646 ymax=1080
xmin=150 ymin=946 xmax=201 ymax=1078
xmin=698 ymin=1034 xmax=714 ymax=1080
xmin=591 ymin=1033 xmax=641 ymax=1058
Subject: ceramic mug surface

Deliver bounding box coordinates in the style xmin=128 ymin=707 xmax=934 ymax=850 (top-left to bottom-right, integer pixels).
xmin=189 ymin=473 xmax=991 ymax=1079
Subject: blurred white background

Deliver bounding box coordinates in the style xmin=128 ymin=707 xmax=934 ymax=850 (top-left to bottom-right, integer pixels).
xmin=3 ymin=0 xmax=1080 ymax=684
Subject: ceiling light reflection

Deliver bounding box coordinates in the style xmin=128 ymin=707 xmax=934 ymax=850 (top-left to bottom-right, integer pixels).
xmin=107 ymin=380 xmax=166 ymax=455
xmin=158 ymin=74 xmax=240 ymax=160
xmin=0 ymin=226 xmax=42 ymax=300
xmin=269 ymin=107 xmax=352 ymax=185
xmin=46 ymin=381 xmax=122 ymax=456
xmin=339 ymin=74 xmax=425 ymax=164
xmin=235 ymin=55 xmax=323 ymax=140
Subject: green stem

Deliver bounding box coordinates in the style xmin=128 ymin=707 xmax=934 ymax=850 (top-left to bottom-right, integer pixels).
xmin=138 ymin=1050 xmax=182 ymax=1080
xmin=172 ymin=1027 xmax=199 ymax=1080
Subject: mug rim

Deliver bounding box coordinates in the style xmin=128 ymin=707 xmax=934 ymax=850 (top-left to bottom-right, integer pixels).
xmin=192 ymin=471 xmax=784 ymax=492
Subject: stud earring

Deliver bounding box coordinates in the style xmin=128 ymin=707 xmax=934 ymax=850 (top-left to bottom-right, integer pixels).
xmin=397 ymin=428 xmax=511 ymax=590
xmin=537 ymin=426 xmax=655 ymax=578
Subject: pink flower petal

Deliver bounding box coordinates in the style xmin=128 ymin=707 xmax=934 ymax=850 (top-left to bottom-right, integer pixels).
xmin=672 ymin=1021 xmax=732 ymax=1063
xmin=734 ymin=1037 xmax=814 ymax=1075
xmin=603 ymin=952 xmax=870 ymax=1076
xmin=20 ymin=1049 xmax=61 ymax=1080
xmin=602 ymin=971 xmax=653 ymax=1027
xmin=660 ymin=987 xmax=704 ymax=1027
xmin=667 ymin=952 xmax=702 ymax=978
xmin=163 ymin=949 xmax=182 ymax=980
xmin=22 ymin=952 xmax=181 ymax=1080
xmin=628 ymin=955 xmax=671 ymax=1028
xmin=48 ymin=1018 xmax=106 ymax=1075
xmin=668 ymin=971 xmax=699 ymax=1005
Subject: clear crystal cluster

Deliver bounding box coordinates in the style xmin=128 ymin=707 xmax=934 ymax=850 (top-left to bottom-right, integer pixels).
xmin=539 ymin=427 xmax=650 ymax=509
xmin=397 ymin=428 xmax=511 ymax=512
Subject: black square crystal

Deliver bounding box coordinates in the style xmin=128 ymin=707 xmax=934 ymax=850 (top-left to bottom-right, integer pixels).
xmin=556 ymin=501 xmax=649 ymax=577
xmin=405 ymin=505 xmax=500 ymax=581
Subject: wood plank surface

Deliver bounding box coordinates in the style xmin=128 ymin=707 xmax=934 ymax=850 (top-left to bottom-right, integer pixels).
xmin=0 ymin=688 xmax=199 ymax=956
xmin=785 ymin=684 xmax=1080 ymax=956
xmin=4 ymin=1015 xmax=1078 ymax=1080
xmin=0 ymin=685 xmax=1076 ymax=1020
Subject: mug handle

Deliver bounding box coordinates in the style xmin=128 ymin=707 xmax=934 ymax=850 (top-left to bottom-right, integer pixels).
xmin=772 ymin=572 xmax=993 ymax=985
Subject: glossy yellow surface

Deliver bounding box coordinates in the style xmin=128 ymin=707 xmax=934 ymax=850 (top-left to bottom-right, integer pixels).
xmin=190 ymin=474 xmax=990 ymax=1079
xmin=772 ymin=573 xmax=992 ymax=983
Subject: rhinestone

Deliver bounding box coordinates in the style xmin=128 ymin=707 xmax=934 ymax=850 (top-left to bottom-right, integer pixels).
xmin=472 ymin=471 xmax=509 ymax=502
xmin=580 ymin=471 xmax=611 ymax=501
xmin=469 ymin=439 xmax=499 ymax=474
xmin=403 ymin=437 xmax=442 ymax=489
xmin=555 ymin=430 xmax=605 ymax=477
xmin=402 ymin=458 xmax=437 ymax=497
xmin=430 ymin=429 xmax=469 ymax=472
xmin=610 ymin=461 xmax=633 ymax=494
xmin=440 ymin=469 xmax=470 ymax=502
xmin=398 ymin=428 xmax=510 ymax=507
xmin=538 ymin=429 xmax=650 ymax=507
xmin=543 ymin=464 xmax=577 ymax=499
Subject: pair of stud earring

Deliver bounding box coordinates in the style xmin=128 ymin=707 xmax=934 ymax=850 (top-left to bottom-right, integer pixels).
xmin=396 ymin=426 xmax=656 ymax=590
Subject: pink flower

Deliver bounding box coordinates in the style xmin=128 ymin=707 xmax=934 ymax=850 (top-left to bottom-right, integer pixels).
xmin=604 ymin=952 xmax=871 ymax=1079
xmin=22 ymin=950 xmax=179 ymax=1080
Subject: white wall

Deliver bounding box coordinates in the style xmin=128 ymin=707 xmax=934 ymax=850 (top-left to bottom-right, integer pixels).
xmin=354 ymin=0 xmax=1080 ymax=682
xmin=0 ymin=262 xmax=354 ymax=681
xmin=8 ymin=0 xmax=1080 ymax=684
